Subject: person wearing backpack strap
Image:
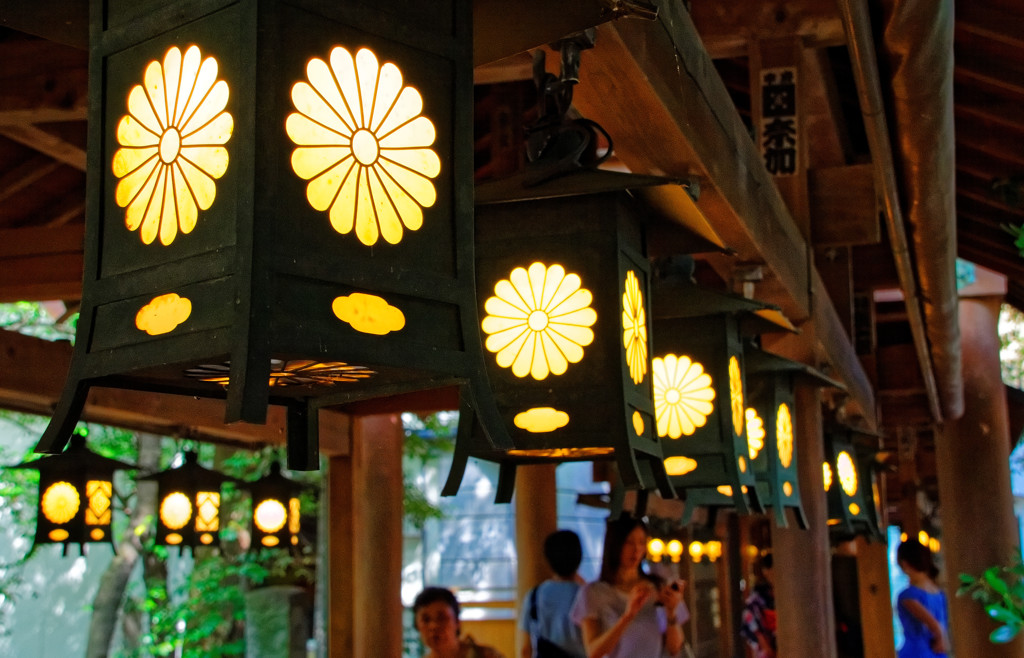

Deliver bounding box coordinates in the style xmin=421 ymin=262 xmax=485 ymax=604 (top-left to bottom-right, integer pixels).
xmin=519 ymin=530 xmax=587 ymax=658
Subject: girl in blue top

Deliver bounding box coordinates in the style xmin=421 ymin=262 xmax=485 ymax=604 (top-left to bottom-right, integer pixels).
xmin=896 ymin=540 xmax=949 ymax=658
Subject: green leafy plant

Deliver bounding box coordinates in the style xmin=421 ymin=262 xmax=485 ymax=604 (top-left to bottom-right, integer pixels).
xmin=958 ymin=561 xmax=1024 ymax=643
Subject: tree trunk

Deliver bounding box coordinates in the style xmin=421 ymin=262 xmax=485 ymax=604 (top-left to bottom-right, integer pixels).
xmin=85 ymin=432 xmax=162 ymax=658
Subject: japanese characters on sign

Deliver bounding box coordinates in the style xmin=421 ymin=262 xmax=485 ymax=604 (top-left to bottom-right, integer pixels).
xmin=760 ymin=67 xmax=798 ymax=177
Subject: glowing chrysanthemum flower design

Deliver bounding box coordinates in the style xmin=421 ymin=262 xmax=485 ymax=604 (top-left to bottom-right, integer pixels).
xmin=837 ymin=451 xmax=858 ymax=496
xmin=481 ymin=262 xmax=597 ymax=380
xmin=184 ymin=359 xmax=375 ymax=386
xmin=112 ymin=45 xmax=232 ymax=246
xmin=42 ymin=481 xmax=80 ymax=524
xmin=652 ymin=354 xmax=716 ymax=439
xmin=621 ymin=270 xmax=648 ymax=385
xmin=822 ymin=461 xmax=833 ymax=491
xmin=728 ymin=356 xmax=744 ymax=437
xmin=776 ymin=403 xmax=793 ymax=468
xmin=745 ymin=408 xmax=765 ymax=459
xmin=287 ymin=46 xmax=439 ymax=246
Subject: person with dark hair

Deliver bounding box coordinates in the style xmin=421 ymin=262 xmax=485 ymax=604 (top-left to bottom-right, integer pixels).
xmin=740 ymin=553 xmax=777 ymax=658
xmin=895 ymin=540 xmax=949 ymax=657
xmin=413 ymin=586 xmax=506 ymax=658
xmin=519 ymin=529 xmax=587 ymax=657
xmin=570 ymin=515 xmax=688 ymax=657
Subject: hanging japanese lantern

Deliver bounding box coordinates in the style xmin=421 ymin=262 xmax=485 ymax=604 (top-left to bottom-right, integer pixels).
xmin=245 ymin=462 xmax=310 ymax=550
xmin=442 ymin=170 xmax=723 ymax=502
xmin=824 ymin=426 xmax=885 ymax=541
xmin=35 ymin=0 xmax=509 ymax=469
xmin=140 ymin=451 xmax=239 ymax=551
xmin=11 ymin=434 xmax=135 ymax=554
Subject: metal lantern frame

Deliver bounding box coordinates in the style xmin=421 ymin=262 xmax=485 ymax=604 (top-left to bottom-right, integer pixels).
xmin=11 ymin=434 xmax=135 ymax=554
xmin=651 ymin=278 xmax=777 ymax=519
xmin=37 ymin=0 xmax=510 ymax=470
xmin=824 ymin=426 xmax=885 ymax=542
xmin=744 ymin=346 xmax=845 ymax=529
xmin=245 ymin=462 xmax=311 ymax=550
xmin=140 ymin=450 xmax=240 ymax=551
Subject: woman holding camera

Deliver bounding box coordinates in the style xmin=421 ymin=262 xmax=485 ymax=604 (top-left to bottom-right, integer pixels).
xmin=570 ymin=515 xmax=688 ymax=657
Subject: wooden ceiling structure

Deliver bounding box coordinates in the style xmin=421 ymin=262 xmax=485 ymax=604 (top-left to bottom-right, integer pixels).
xmin=0 ymin=0 xmax=1022 ymax=523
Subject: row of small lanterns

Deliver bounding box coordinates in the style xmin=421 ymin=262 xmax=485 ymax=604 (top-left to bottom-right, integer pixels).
xmin=12 ymin=434 xmax=309 ymax=554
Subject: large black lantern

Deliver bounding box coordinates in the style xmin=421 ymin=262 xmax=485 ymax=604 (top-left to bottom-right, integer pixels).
xmin=442 ymin=171 xmax=720 ymax=502
xmin=650 ymin=276 xmax=778 ymax=518
xmin=11 ymin=434 xmax=135 ymax=554
xmin=140 ymin=451 xmax=238 ymax=551
xmin=37 ymin=0 xmax=509 ymax=469
xmin=744 ymin=347 xmax=843 ymax=529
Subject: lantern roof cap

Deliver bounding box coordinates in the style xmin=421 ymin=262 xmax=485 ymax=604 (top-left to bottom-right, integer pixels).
xmin=744 ymin=347 xmax=846 ymax=390
xmin=9 ymin=434 xmax=137 ymax=473
xmin=652 ymin=276 xmax=777 ymax=319
xmin=137 ymin=450 xmax=242 ymax=486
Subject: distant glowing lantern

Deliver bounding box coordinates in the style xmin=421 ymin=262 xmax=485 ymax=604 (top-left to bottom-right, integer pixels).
xmin=648 ymin=537 xmax=666 ymax=562
xmin=139 ymin=451 xmax=238 ymax=550
xmin=443 ymin=172 xmax=719 ymax=502
xmin=824 ymin=427 xmax=885 ymax=542
xmin=666 ymin=539 xmax=685 ymax=563
xmin=36 ymin=0 xmax=511 ymax=474
xmin=246 ymin=463 xmax=310 ymax=549
xmin=10 ymin=434 xmax=135 ymax=554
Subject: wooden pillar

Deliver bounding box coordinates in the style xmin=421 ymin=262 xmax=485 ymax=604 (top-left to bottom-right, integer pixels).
xmin=935 ymin=294 xmax=1024 ymax=656
xmin=853 ymin=536 xmax=895 ymax=658
xmin=774 ymin=384 xmax=838 ymax=658
xmin=514 ymin=463 xmax=558 ymax=657
xmin=327 ymin=414 xmax=404 ymax=658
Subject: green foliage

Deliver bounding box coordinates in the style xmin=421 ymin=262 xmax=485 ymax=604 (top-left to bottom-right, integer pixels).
xmin=402 ymin=412 xmax=455 ymax=529
xmin=958 ymin=560 xmax=1024 ymax=644
xmin=0 ymin=302 xmax=77 ymax=342
xmin=1000 ymin=305 xmax=1024 ymax=394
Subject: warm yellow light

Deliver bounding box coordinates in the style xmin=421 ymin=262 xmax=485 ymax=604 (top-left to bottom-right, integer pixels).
xmin=135 ymin=293 xmax=192 ymax=335
xmin=332 ymin=293 xmax=406 ymax=335
xmin=782 ymin=481 xmax=793 ymax=497
xmin=482 ymin=262 xmax=597 ymax=380
xmin=688 ymin=541 xmax=704 ymax=562
xmin=288 ymin=498 xmax=301 ymax=536
xmin=621 ymin=270 xmax=648 ymax=385
xmin=918 ymin=530 xmax=930 ymax=546
xmin=738 ymin=456 xmax=747 ymax=473
xmin=254 ymin=499 xmax=287 ymax=534
xmin=664 ymin=455 xmax=698 ymax=476
xmin=848 ymin=503 xmax=860 ymax=515
xmin=160 ymin=492 xmax=192 ymax=530
xmin=506 ymin=447 xmax=614 ymax=458
xmin=776 ymin=403 xmax=793 ymax=468
xmin=929 ymin=538 xmax=940 ymax=553
xmin=85 ymin=480 xmax=112 ymax=526
xmin=652 ymin=354 xmax=715 ymax=438
xmin=632 ymin=411 xmax=644 ymax=437
xmin=745 ymin=408 xmax=765 ymax=459
xmin=90 ymin=528 xmax=105 ymax=541
xmin=186 ymin=359 xmax=375 ymax=386
xmin=287 ymin=46 xmax=439 ymax=246
xmin=836 ymin=451 xmax=858 ymax=496
xmin=705 ymin=540 xmax=722 ymax=562
xmin=196 ymin=492 xmax=220 ymax=532
xmin=900 ymin=532 xmax=908 ymax=542
xmin=666 ymin=539 xmax=684 ymax=562
xmin=200 ymin=533 xmax=214 ymax=545
xmin=112 ymin=45 xmax=232 ymax=246
xmin=166 ymin=533 xmax=183 ymax=545
xmin=262 ymin=536 xmax=280 ymax=547
xmin=717 ymin=485 xmax=733 ymax=496
xmin=823 ymin=462 xmax=833 ymax=491
xmin=729 ymin=356 xmax=744 ymax=437
xmin=42 ymin=481 xmax=80 ymax=524
xmin=513 ymin=407 xmax=570 ymax=433
xmin=744 ymin=544 xmax=760 ymax=559
xmin=648 ymin=537 xmax=665 ymax=561
xmin=49 ymin=529 xmax=70 ymax=541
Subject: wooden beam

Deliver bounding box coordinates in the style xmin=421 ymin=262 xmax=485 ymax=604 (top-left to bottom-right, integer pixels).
xmin=0 ymin=124 xmax=86 ymax=170
xmin=569 ymin=8 xmax=874 ymax=421
xmin=0 ymin=0 xmax=88 ymax=49
xmin=0 ymin=328 xmax=352 ymax=454
xmin=0 ymin=154 xmax=60 ymax=203
xmin=688 ymin=0 xmax=846 ymax=59
xmin=809 ymin=165 xmax=880 ymax=246
xmin=0 ymin=225 xmax=84 ymax=302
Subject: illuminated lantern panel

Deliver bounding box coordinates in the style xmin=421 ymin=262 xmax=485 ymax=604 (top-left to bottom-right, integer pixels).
xmin=255 ymin=500 xmax=287 ymax=534
xmin=112 ymin=46 xmax=232 ymax=246
xmin=776 ymin=403 xmax=793 ymax=468
xmin=648 ymin=538 xmax=666 ymax=562
xmin=653 ymin=354 xmax=715 ymax=439
xmin=185 ymin=359 xmax=375 ymax=387
xmin=622 ymin=270 xmax=648 ymax=385
xmin=481 ymin=262 xmax=596 ymax=380
xmin=42 ymin=482 xmax=80 ymax=525
xmin=836 ymin=451 xmax=858 ymax=497
xmin=247 ymin=463 xmax=309 ymax=550
xmin=729 ymin=356 xmax=744 ymax=437
xmin=86 ymin=480 xmax=113 ymax=527
xmin=745 ymin=408 xmax=765 ymax=460
xmin=287 ymin=46 xmax=439 ymax=246
xmin=160 ymin=492 xmax=193 ymax=530
xmin=666 ymin=540 xmax=684 ymax=563
xmin=196 ymin=492 xmax=220 ymax=532
xmin=823 ymin=462 xmax=833 ymax=491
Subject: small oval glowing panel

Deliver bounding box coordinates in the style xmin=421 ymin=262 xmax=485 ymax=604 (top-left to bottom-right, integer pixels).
xmin=42 ymin=481 xmax=80 ymax=524
xmin=776 ymin=403 xmax=793 ymax=468
xmin=289 ymin=498 xmax=301 ymax=536
xmin=621 ymin=270 xmax=647 ymax=385
xmin=254 ymin=499 xmax=287 ymax=534
xmin=745 ymin=408 xmax=765 ymax=459
xmin=664 ymin=455 xmax=698 ymax=476
xmin=287 ymin=46 xmax=439 ymax=246
xmin=482 ymin=262 xmax=597 ymax=380
xmin=112 ymin=46 xmax=232 ymax=246
xmin=160 ymin=492 xmax=192 ymax=530
xmin=836 ymin=451 xmax=858 ymax=496
xmin=49 ymin=529 xmax=70 ymax=542
xmin=652 ymin=354 xmax=715 ymax=439
xmin=631 ymin=411 xmax=644 ymax=437
xmin=136 ymin=293 xmax=192 ymax=335
xmin=783 ymin=481 xmax=793 ymax=497
xmin=822 ymin=461 xmax=833 ymax=491
xmin=332 ymin=293 xmax=405 ymax=335
xmin=729 ymin=356 xmax=744 ymax=437
xmin=513 ymin=407 xmax=569 ymax=433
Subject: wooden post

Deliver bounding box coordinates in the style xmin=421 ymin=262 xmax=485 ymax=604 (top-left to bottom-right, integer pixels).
xmin=773 ymin=383 xmax=838 ymax=658
xmin=935 ymin=294 xmax=1024 ymax=656
xmin=514 ymin=463 xmax=558 ymax=657
xmin=854 ymin=536 xmax=895 ymax=658
xmin=326 ymin=453 xmax=354 ymax=657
